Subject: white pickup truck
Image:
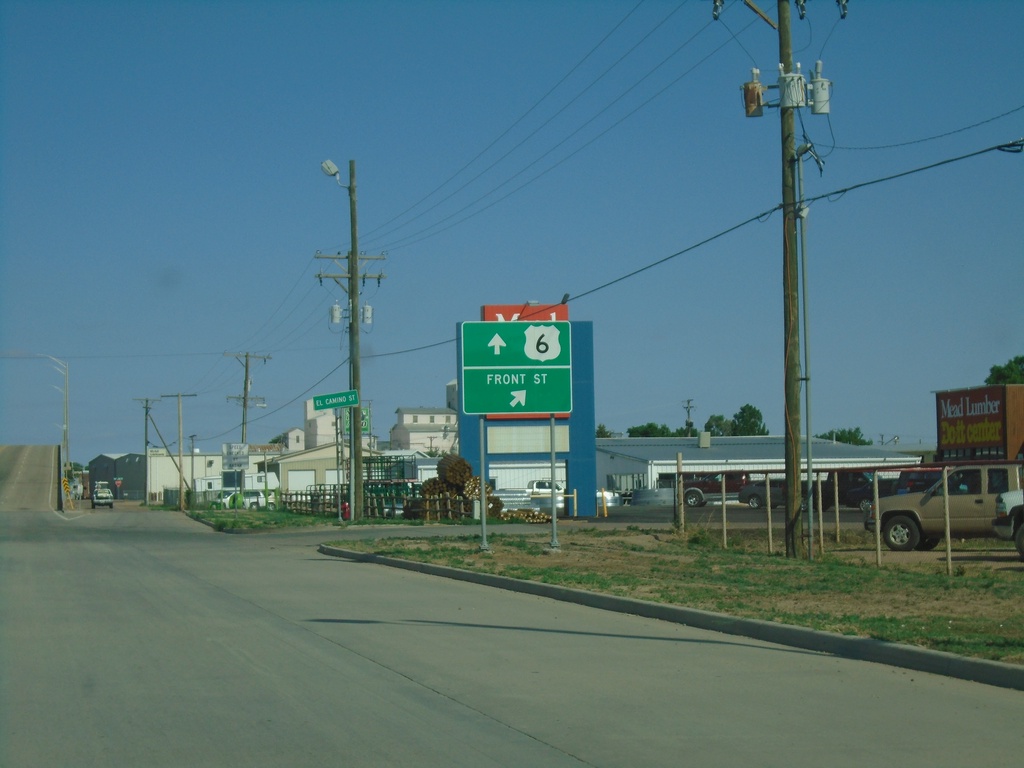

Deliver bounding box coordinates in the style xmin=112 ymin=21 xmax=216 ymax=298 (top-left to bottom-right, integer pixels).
xmin=527 ymin=479 xmax=565 ymax=511
xmin=993 ymin=488 xmax=1024 ymax=560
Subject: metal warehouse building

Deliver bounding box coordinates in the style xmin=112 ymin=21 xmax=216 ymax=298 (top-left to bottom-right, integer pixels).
xmin=596 ymin=434 xmax=926 ymax=495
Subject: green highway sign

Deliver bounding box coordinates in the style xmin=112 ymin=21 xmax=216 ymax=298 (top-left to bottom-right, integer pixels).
xmin=461 ymin=321 xmax=572 ymax=415
xmin=313 ymin=389 xmax=360 ymax=411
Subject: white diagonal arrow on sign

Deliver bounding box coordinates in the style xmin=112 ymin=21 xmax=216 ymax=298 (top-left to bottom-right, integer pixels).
xmin=510 ymin=390 xmax=526 ymax=407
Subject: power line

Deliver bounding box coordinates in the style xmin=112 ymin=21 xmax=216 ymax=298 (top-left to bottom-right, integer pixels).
xmin=373 ymin=16 xmax=747 ymax=254
xmin=365 ymin=2 xmax=693 ymax=250
xmin=823 ymin=103 xmax=1024 ymax=151
xmin=362 ymin=0 xmax=656 ymax=243
xmin=359 ymin=136 xmax=1024 ymax=362
xmin=366 ymin=5 xmax=723 ymax=253
xmin=806 ymin=138 xmax=1023 ymax=204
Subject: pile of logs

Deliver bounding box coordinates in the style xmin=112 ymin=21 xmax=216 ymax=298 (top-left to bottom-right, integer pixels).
xmin=498 ymin=507 xmax=551 ymax=524
xmin=404 ymin=455 xmax=504 ymax=520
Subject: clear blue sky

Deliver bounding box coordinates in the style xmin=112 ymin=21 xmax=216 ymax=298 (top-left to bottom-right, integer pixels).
xmin=2 ymin=0 xmax=1022 ymax=465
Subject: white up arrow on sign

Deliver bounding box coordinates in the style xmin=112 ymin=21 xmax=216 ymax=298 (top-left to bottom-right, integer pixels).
xmin=488 ymin=333 xmax=506 ymax=355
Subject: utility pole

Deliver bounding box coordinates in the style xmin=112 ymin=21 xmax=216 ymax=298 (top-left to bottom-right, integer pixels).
xmin=160 ymin=392 xmax=197 ymax=512
xmin=777 ymin=0 xmax=803 ymax=558
xmin=134 ymin=397 xmax=160 ymax=505
xmin=189 ymin=434 xmax=197 ymax=511
xmin=682 ymin=399 xmax=696 ymax=437
xmin=727 ymin=0 xmax=839 ymax=556
xmin=225 ymin=352 xmax=270 ymax=443
xmin=317 ymin=159 xmax=386 ymax=521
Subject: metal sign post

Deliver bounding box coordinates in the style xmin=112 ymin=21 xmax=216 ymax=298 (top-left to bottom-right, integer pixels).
xmin=549 ymin=414 xmax=559 ymax=551
xmin=313 ymin=390 xmax=360 ymax=522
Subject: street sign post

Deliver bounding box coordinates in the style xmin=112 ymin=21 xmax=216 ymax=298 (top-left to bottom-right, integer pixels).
xmin=461 ymin=321 xmax=572 ymax=415
xmin=313 ymin=390 xmax=360 ymax=411
xmin=312 ymin=389 xmax=360 ymax=524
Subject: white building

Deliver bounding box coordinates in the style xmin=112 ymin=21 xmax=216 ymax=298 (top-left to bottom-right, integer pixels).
xmin=389 ymin=407 xmax=458 ymax=454
xmin=303 ymin=399 xmax=376 ymax=450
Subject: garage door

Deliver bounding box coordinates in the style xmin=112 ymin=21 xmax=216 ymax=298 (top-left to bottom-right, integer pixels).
xmin=287 ymin=469 xmax=316 ymax=492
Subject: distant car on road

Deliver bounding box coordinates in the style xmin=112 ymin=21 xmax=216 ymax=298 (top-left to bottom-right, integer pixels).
xmin=91 ymin=483 xmax=114 ymax=509
xmin=738 ymin=480 xmax=785 ymax=509
xmin=843 ymin=470 xmax=941 ymax=513
xmin=681 ymin=472 xmax=751 ymax=508
xmin=844 ymin=476 xmax=897 ymax=514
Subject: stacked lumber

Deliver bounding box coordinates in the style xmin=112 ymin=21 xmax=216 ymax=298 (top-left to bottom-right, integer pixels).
xmin=497 ymin=508 xmax=551 ymax=524
xmin=405 ymin=455 xmax=504 ymax=520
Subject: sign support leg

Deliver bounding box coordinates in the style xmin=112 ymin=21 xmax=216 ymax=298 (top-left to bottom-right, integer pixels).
xmin=549 ymin=414 xmax=560 ymax=551
xmin=479 ymin=418 xmax=490 ymax=551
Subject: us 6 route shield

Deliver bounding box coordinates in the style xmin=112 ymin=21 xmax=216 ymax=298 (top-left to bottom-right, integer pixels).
xmin=461 ymin=321 xmax=572 ymax=415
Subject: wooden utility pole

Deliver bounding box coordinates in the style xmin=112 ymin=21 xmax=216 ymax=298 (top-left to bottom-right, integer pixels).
xmin=777 ymin=0 xmax=804 ymax=558
xmin=161 ymin=392 xmax=196 ymax=512
xmin=226 ymin=352 xmax=271 ymax=443
xmin=134 ymin=397 xmax=160 ymax=504
xmin=316 ymin=160 xmax=386 ymax=521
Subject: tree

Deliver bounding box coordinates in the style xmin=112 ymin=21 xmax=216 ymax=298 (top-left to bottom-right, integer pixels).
xmin=627 ymin=422 xmax=674 ymax=437
xmin=816 ymin=427 xmax=872 ymax=446
xmin=731 ymin=404 xmax=768 ymax=436
xmin=595 ymin=423 xmax=613 ymax=438
xmin=703 ymin=415 xmax=732 ymax=437
xmin=985 ymin=355 xmax=1024 ymax=385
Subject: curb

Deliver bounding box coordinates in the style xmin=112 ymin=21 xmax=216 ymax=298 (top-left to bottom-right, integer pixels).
xmin=318 ymin=544 xmax=1024 ymax=692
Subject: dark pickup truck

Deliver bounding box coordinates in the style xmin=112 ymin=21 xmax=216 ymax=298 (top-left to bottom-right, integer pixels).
xmin=681 ymin=472 xmax=752 ymax=508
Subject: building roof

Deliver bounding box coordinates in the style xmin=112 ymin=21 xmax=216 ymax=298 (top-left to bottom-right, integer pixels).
xmin=597 ymin=435 xmax=924 ymax=471
xmin=395 ymin=406 xmax=457 ymax=415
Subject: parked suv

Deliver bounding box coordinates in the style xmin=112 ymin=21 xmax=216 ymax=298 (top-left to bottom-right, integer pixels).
xmin=681 ymin=472 xmax=751 ymax=508
xmin=865 ymin=464 xmax=1021 ymax=551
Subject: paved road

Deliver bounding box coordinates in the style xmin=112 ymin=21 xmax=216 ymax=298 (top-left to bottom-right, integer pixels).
xmin=2 ymin=507 xmax=1020 ymax=767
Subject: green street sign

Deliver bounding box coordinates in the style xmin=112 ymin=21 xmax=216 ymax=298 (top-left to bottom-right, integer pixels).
xmin=461 ymin=321 xmax=572 ymax=415
xmin=343 ymin=406 xmax=372 ymax=436
xmin=313 ymin=389 xmax=360 ymax=411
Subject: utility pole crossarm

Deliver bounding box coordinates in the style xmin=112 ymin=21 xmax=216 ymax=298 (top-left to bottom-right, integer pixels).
xmin=225 ymin=352 xmax=271 ymax=444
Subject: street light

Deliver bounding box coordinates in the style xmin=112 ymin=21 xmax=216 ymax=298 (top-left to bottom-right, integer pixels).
xmin=321 ymin=158 xmax=363 ymax=521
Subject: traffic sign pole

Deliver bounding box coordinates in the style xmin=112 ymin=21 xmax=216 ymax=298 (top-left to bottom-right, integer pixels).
xmin=479 ymin=419 xmax=489 ymax=551
xmin=312 ymin=389 xmax=359 ymax=523
xmin=549 ymin=414 xmax=560 ymax=551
